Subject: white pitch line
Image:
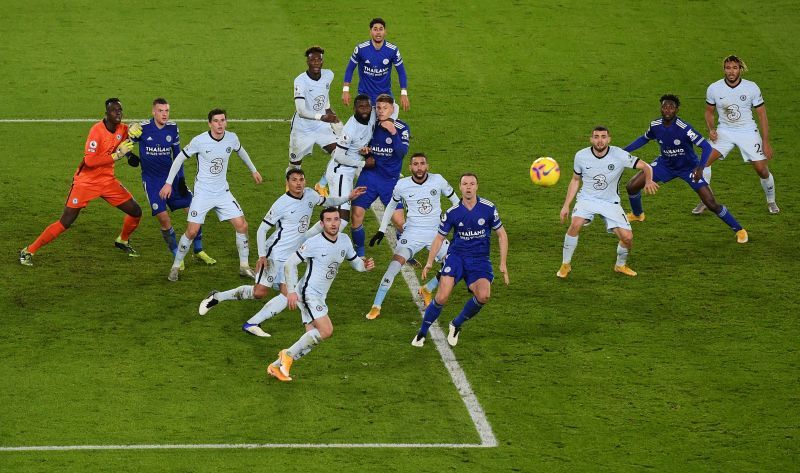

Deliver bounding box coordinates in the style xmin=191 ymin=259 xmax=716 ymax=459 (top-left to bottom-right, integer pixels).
xmin=0 ymin=118 xmax=289 ymax=123
xmin=369 ymin=201 xmax=499 ymax=448
xmin=0 ymin=442 xmax=490 ymax=452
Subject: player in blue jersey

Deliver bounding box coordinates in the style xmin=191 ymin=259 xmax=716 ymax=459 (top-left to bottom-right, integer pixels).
xmin=350 ymin=94 xmax=409 ymax=256
xmin=342 ymin=17 xmax=410 ymax=111
xmin=132 ymin=98 xmax=216 ymax=266
xmin=624 ymin=94 xmax=748 ymax=243
xmin=413 ymin=173 xmax=509 ymax=348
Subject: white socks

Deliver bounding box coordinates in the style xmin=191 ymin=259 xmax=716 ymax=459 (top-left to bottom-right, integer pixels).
xmin=616 ymin=243 xmax=629 ymax=267
xmin=247 ymin=294 xmax=288 ymax=325
xmin=761 ymin=173 xmax=776 ymax=203
xmin=172 ymin=234 xmax=193 ymax=268
xmin=562 ymin=234 xmax=578 ymax=264
xmin=235 ymin=232 xmax=249 ymax=266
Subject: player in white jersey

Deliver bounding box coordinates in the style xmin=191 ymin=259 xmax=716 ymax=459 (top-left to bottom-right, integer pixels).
xmin=304 ymin=94 xmax=376 ymax=239
xmin=558 ymin=126 xmax=658 ymax=279
xmin=289 ymin=46 xmax=343 ymax=196
xmin=692 ymin=55 xmax=779 ymax=215
xmin=364 ymin=153 xmax=460 ymax=319
xmin=197 ymin=169 xmax=366 ymax=337
xmin=267 ymin=208 xmax=375 ymax=382
xmin=160 ymin=109 xmax=263 ymax=281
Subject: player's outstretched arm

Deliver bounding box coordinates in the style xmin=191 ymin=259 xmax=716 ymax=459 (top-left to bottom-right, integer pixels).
xmin=496 ymin=227 xmax=509 ymax=285
xmin=635 ymin=160 xmax=659 ymax=195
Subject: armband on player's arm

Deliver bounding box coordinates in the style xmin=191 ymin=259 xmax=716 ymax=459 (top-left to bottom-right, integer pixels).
xmin=236 ymin=146 xmax=258 ymax=173
xmin=165 ymin=150 xmax=189 ymax=185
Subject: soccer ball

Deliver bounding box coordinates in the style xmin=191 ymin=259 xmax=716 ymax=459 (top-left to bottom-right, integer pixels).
xmin=530 ymin=157 xmax=560 ymax=187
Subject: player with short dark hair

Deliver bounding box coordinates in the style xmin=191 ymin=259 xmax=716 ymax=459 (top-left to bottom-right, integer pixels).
xmin=20 ymin=98 xmax=142 ymax=266
xmin=624 ymin=95 xmax=748 ymax=243
xmin=131 ymin=98 xmax=216 ymax=269
xmin=413 ymin=173 xmax=509 ymax=348
xmin=342 ymin=17 xmax=410 ymax=111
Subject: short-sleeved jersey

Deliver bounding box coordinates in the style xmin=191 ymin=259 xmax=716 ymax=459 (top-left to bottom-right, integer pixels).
xmin=334 ymin=112 xmax=377 ymax=166
xmin=642 ymin=118 xmax=707 ymax=170
xmin=73 ymin=120 xmax=129 ymax=184
xmin=706 ymin=78 xmax=764 ymax=131
xmin=182 ymin=131 xmax=242 ymax=195
xmin=137 ymin=119 xmax=183 ymax=181
xmin=364 ymin=119 xmax=410 ymax=180
xmin=438 ymin=197 xmax=502 ymax=258
xmin=295 ymin=232 xmax=358 ymax=297
xmin=573 ymin=146 xmax=639 ymax=203
xmin=392 ymin=173 xmax=456 ymax=232
xmin=344 ymin=41 xmax=406 ymax=102
xmin=260 ymin=188 xmax=331 ymax=260
xmin=292 ymin=69 xmax=334 ymax=133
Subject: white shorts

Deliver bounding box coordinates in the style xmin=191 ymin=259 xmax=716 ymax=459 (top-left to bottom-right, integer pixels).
xmin=255 ymin=259 xmax=285 ymax=289
xmin=297 ymin=292 xmax=328 ymax=324
xmin=289 ymin=122 xmax=337 ymax=163
xmin=395 ymin=231 xmax=450 ymax=262
xmin=187 ymin=190 xmax=244 ymax=224
xmin=325 ymin=159 xmax=358 ymax=211
xmin=712 ymin=128 xmax=766 ymax=162
xmin=573 ymin=198 xmax=630 ymax=231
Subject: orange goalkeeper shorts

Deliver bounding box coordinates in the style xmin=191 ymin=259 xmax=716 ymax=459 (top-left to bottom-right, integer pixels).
xmin=65 ymin=179 xmax=134 ymax=208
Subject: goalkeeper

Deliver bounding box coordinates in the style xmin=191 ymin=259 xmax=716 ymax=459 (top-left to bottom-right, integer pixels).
xmin=20 ymin=98 xmax=143 ymax=266
xmin=129 ymin=98 xmax=216 ymax=267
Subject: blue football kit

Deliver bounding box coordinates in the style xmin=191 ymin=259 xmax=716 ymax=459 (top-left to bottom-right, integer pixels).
xmin=344 ymin=40 xmax=408 ymax=103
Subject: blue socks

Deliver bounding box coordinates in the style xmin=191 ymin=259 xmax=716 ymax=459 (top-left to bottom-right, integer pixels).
xmin=452 ymin=296 xmax=484 ymax=328
xmin=161 ymin=227 xmax=178 ymax=255
xmin=419 ymin=301 xmax=443 ymax=337
xmin=351 ymin=225 xmax=366 ymax=257
xmin=716 ymin=205 xmax=742 ymax=232
xmin=629 ymin=192 xmax=643 ymax=216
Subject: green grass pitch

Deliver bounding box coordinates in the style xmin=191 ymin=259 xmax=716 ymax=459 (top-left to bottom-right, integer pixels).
xmin=1 ymin=1 xmax=798 ymax=471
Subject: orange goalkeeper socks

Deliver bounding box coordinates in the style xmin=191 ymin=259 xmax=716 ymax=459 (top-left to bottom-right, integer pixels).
xmin=119 ymin=215 xmax=141 ymax=242
xmin=28 ymin=221 xmax=67 ymax=253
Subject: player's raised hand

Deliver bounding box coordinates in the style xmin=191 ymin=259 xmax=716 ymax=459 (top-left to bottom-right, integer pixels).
xmin=159 ymin=183 xmax=172 ymax=199
xmin=128 ymin=122 xmax=142 ymax=139
xmin=643 ymin=179 xmax=659 ymax=195
xmin=256 ymin=256 xmax=268 ymax=274
xmin=349 ymin=186 xmax=367 ymax=200
xmin=252 ymin=171 xmax=263 ymax=184
xmin=286 ymin=292 xmax=299 ymax=310
xmin=369 ymin=231 xmax=384 ymax=247
xmin=363 ymin=257 xmax=375 ymax=271
xmin=113 ymin=139 xmax=135 ymax=161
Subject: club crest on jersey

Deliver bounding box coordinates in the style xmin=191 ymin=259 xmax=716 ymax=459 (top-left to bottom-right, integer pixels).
xmin=385 ymin=137 xmax=392 ymax=144
xmin=166 ymin=135 xmax=172 ymax=142
xmin=740 ymin=95 xmax=747 ymax=101
xmin=226 ymin=147 xmax=232 ymax=153
xmin=89 ymin=140 xmax=97 ymax=149
xmin=340 ymin=250 xmax=346 ymax=257
xmin=382 ymin=58 xmax=389 ymax=65
xmin=116 ymin=134 xmax=122 ymax=140
xmin=308 ymin=202 xmax=313 ymax=208
xmin=478 ymin=218 xmax=486 ymax=225
xmin=401 ymin=239 xmax=407 ymax=244
xmin=674 ymin=139 xmax=681 ymax=145
xmin=430 ymin=189 xmax=437 ymax=196
xmin=608 ymin=164 xmax=615 ymax=171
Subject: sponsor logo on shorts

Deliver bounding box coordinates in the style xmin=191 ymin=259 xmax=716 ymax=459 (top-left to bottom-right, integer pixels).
xmin=191 ymin=210 xmax=198 ymax=217
xmin=444 ymin=266 xmax=451 ymax=273
xmin=316 ymin=305 xmax=324 ymax=311
xmin=72 ymin=198 xmax=79 ymax=204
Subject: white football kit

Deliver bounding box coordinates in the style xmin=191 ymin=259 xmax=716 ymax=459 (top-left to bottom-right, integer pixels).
xmin=166 ymin=131 xmax=258 ymax=224
xmin=289 ymin=69 xmax=338 ymax=162
xmin=706 ymin=78 xmax=766 ymax=162
xmin=379 ymin=173 xmax=460 ymax=261
xmin=289 ymin=232 xmax=360 ymax=323
xmin=325 ymin=111 xmax=376 ymax=210
xmin=255 ymin=188 xmax=348 ymax=288
xmin=572 ymin=145 xmax=639 ymax=231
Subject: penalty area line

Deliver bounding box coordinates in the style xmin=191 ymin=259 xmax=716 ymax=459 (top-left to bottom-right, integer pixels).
xmin=369 ymin=201 xmax=499 ymax=448
xmin=0 ymin=443 xmax=490 ymax=452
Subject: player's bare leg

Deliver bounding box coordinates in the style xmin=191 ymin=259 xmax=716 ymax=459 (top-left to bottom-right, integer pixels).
xmin=612 ymin=227 xmax=636 ymax=276
xmin=696 ymin=186 xmax=747 ymax=243
xmin=625 ymin=171 xmax=647 ymax=222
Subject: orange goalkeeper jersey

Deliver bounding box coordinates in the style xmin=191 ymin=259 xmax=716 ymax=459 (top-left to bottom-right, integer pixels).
xmin=73 ymin=120 xmax=129 ymax=184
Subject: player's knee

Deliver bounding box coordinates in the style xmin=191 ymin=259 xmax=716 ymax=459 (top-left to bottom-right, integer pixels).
xmin=253 ymin=285 xmax=269 ymax=299
xmin=619 ymin=235 xmax=633 ymax=247
xmin=130 ymin=204 xmax=142 ymax=218
xmin=475 ymin=292 xmax=490 ymax=305
xmin=319 ymin=325 xmax=333 ymax=339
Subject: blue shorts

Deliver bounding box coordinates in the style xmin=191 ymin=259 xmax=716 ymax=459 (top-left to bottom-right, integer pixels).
xmin=352 ymin=174 xmax=402 ymax=210
xmin=142 ymin=176 xmax=193 ymax=216
xmin=440 ymin=253 xmax=494 ymax=287
xmin=651 ymin=158 xmax=709 ymax=192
